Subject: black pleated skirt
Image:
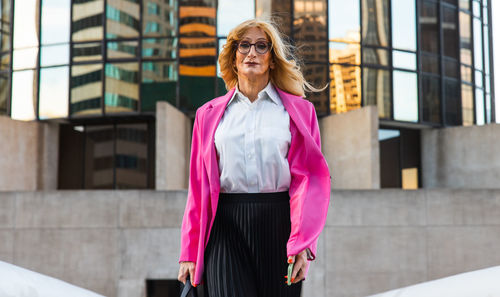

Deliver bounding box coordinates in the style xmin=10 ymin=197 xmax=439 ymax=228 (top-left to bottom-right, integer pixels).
xmin=202 ymin=191 xmax=302 ymax=297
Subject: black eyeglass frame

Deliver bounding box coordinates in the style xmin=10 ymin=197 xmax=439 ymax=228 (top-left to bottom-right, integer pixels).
xmin=235 ymin=41 xmax=273 ymax=55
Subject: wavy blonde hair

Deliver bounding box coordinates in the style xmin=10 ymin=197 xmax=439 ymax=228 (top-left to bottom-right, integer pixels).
xmin=218 ymin=18 xmax=326 ymax=97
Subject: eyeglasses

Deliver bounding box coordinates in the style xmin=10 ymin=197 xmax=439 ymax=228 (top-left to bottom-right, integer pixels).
xmin=236 ymin=41 xmax=272 ymax=55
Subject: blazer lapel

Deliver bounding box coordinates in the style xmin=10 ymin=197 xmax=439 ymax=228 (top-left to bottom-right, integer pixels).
xmin=201 ymin=88 xmax=236 ymax=196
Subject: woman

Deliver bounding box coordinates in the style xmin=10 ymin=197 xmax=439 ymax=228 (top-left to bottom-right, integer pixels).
xmin=177 ymin=19 xmax=331 ymax=297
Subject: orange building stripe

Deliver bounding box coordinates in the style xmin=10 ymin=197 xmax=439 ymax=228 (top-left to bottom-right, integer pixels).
xmin=179 ymin=65 xmax=216 ymax=76
xmin=179 ymin=6 xmax=216 ymax=18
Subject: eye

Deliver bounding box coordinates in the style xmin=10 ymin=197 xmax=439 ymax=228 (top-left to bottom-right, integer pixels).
xmin=256 ymin=42 xmax=268 ymax=51
xmin=239 ymin=41 xmax=251 ymax=49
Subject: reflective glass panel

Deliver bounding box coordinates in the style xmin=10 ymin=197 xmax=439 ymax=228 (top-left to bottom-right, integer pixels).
xmin=361 ymin=0 xmax=389 ymax=47
xmin=422 ymin=75 xmax=440 ymax=123
xmin=143 ymin=0 xmax=176 ymax=37
xmin=362 ymin=47 xmax=389 ymax=66
xmin=328 ymin=0 xmax=360 ymax=42
xmin=329 ymin=64 xmax=361 ymax=114
xmin=459 ymin=11 xmax=472 ymax=65
xmin=393 ymin=51 xmax=416 ymax=70
xmin=41 ymin=0 xmax=70 ymax=44
xmin=116 ymin=123 xmax=149 ymax=189
xmin=483 ymin=5 xmax=488 ymax=24
xmin=419 ymin=0 xmax=439 ymax=54
xmin=142 ymin=38 xmax=177 ymax=59
xmin=179 ymin=37 xmax=216 ymax=76
xmin=1 ymin=0 xmax=11 ymax=52
xmin=473 ymin=17 xmax=483 ymax=70
xmin=0 ymin=73 xmax=9 ymax=114
xmin=39 ymin=66 xmax=69 ymax=119
xmin=217 ymin=0 xmax=254 ymax=36
xmin=483 ymin=24 xmax=490 ymax=74
xmin=84 ymin=125 xmax=114 ymax=189
xmin=444 ymin=59 xmax=459 ymax=78
xmin=0 ymin=53 xmax=10 ymax=70
xmin=485 ymin=74 xmax=490 ymax=93
xmin=107 ymin=40 xmax=138 ymax=59
xmin=472 ymin=0 xmax=480 ymax=17
xmin=141 ymin=61 xmax=177 ymax=111
xmin=443 ymin=6 xmax=459 ymax=59
xmin=303 ymin=63 xmax=329 ymax=115
xmin=485 ymin=93 xmax=491 ymax=123
xmin=13 ymin=47 xmax=38 ymax=70
xmin=180 ymin=72 xmax=215 ymax=111
xmin=297 ymin=41 xmax=328 ymax=63
xmin=72 ymin=42 xmax=102 ymax=62
xmin=179 ymin=0 xmax=216 ymax=37
xmin=72 ymin=0 xmax=104 ymax=42
xmin=41 ymin=44 xmax=70 ymax=66
xmin=71 ymin=63 xmax=103 ymax=116
xmin=294 ymin=0 xmax=328 ymax=63
xmin=459 ymin=0 xmax=470 ymax=10
xmin=475 ymin=87 xmax=484 ymax=124
xmin=475 ymin=70 xmax=483 ymax=87
xmin=329 ymin=42 xmax=360 ymax=65
xmin=13 ymin=0 xmax=38 ymax=48
xmin=393 ymin=71 xmax=418 ymax=122
xmin=422 ymin=53 xmax=439 ymax=74
xmin=391 ymin=0 xmax=416 ymax=51
xmin=462 ymin=83 xmax=473 ymax=125
xmin=443 ymin=0 xmax=457 ymax=5
xmin=461 ymin=64 xmax=472 ymax=82
xmin=105 ymin=62 xmax=139 ymax=113
xmin=11 ymin=70 xmax=37 ymax=121
xmin=363 ymin=67 xmax=391 ymax=118
xmin=106 ymin=1 xmax=140 ymax=39
xmin=444 ymin=79 xmax=460 ymax=125
xmin=270 ymin=0 xmax=292 ymax=36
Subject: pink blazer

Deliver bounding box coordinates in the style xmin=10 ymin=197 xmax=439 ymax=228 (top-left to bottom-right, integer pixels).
xmin=179 ymin=86 xmax=332 ymax=286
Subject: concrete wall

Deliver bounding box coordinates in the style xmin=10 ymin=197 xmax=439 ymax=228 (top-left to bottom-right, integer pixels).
xmin=155 ymin=102 xmax=191 ymax=190
xmin=421 ymin=123 xmax=500 ymax=189
xmin=320 ymin=106 xmax=380 ymax=189
xmin=0 ymin=116 xmax=59 ymax=190
xmin=1 ymin=189 xmax=500 ymax=297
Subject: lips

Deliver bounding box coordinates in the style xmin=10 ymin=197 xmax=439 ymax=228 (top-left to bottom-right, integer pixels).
xmin=245 ymin=62 xmax=258 ymax=65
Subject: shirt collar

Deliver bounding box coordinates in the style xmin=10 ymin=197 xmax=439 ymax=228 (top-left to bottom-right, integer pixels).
xmin=227 ymin=81 xmax=281 ymax=106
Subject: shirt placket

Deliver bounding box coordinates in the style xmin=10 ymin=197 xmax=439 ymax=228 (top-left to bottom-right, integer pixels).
xmin=244 ymin=101 xmax=259 ymax=192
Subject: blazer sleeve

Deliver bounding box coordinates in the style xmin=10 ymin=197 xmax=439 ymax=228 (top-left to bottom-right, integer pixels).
xmin=179 ymin=110 xmax=203 ymax=263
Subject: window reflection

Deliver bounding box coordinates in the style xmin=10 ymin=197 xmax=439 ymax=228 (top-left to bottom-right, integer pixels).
xmin=459 ymin=0 xmax=470 ymax=10
xmin=105 ymin=63 xmax=139 ymax=113
xmin=444 ymin=59 xmax=459 ymax=79
xmin=328 ymin=0 xmax=359 ymax=41
xmin=179 ymin=0 xmax=216 ymax=37
xmin=85 ymin=125 xmax=114 ymax=189
xmin=485 ymin=94 xmax=491 ymax=123
xmin=294 ymin=0 xmax=328 ymax=63
xmin=217 ymin=0 xmax=254 ymax=36
xmin=141 ymin=61 xmax=177 ymax=111
xmin=461 ymin=84 xmax=473 ymax=125
xmin=363 ymin=67 xmax=391 ymax=119
xmin=106 ymin=0 xmax=140 ymax=39
xmin=41 ymin=44 xmax=70 ymax=66
xmin=39 ymin=66 xmax=69 ymax=119
xmin=391 ymin=0 xmax=416 ymax=51
xmin=483 ymin=24 xmax=490 ymax=74
xmin=362 ymin=47 xmax=389 ymax=66
xmin=143 ymin=38 xmax=177 ymax=59
xmin=473 ymin=17 xmax=482 ymax=71
xmin=459 ymin=11 xmax=472 ymax=65
xmin=41 ymin=0 xmax=70 ymax=44
xmin=361 ymin=0 xmax=389 ymax=47
xmin=0 ymin=54 xmax=9 ymax=70
xmin=1 ymin=0 xmax=11 ymax=53
xmin=116 ymin=123 xmax=149 ymax=189
xmin=444 ymin=79 xmax=460 ymax=125
xmin=393 ymin=51 xmax=416 ymax=70
xmin=143 ymin=0 xmax=176 ymax=37
xmin=180 ymin=72 xmax=215 ymax=110
xmin=72 ymin=42 xmax=102 ymax=62
xmin=303 ymin=63 xmax=328 ymax=115
xmin=461 ymin=64 xmax=472 ymax=82
xmin=72 ymin=0 xmax=104 ymax=42
xmin=13 ymin=0 xmax=39 ymax=48
xmin=107 ymin=40 xmax=138 ymax=59
xmin=475 ymin=70 xmax=482 ymax=88
xmin=13 ymin=47 xmax=38 ymax=70
xmin=475 ymin=87 xmax=484 ymax=125
xmin=472 ymin=1 xmax=480 ymax=17
xmin=11 ymin=70 xmax=37 ymax=121
xmin=71 ymin=63 xmax=103 ymax=116
xmin=0 ymin=74 xmax=9 ymax=114
xmin=422 ymin=75 xmax=440 ymax=123
xmin=419 ymin=0 xmax=439 ymax=54
xmin=329 ymin=42 xmax=360 ymax=65
xmin=443 ymin=6 xmax=459 ymax=59
xmin=393 ymin=71 xmax=418 ymax=122
xmin=179 ymin=37 xmax=216 ymax=76
xmin=329 ymin=64 xmax=361 ymax=114
xmin=421 ymin=53 xmax=439 ymax=74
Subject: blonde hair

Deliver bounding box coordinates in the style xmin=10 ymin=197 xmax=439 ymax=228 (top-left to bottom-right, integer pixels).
xmin=218 ymin=18 xmax=326 ymax=97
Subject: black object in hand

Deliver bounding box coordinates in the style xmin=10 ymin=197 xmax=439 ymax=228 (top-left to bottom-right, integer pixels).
xmin=180 ymin=275 xmax=198 ymax=297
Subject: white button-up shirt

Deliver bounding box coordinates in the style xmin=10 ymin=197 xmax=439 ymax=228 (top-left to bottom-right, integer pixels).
xmin=214 ymin=82 xmax=292 ymax=193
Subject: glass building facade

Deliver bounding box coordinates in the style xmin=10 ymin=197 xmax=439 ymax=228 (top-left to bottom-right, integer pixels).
xmin=0 ymin=0 xmax=495 ymax=189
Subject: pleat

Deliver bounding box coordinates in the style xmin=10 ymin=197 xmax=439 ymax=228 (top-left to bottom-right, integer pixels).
xmin=204 ymin=192 xmax=302 ymax=297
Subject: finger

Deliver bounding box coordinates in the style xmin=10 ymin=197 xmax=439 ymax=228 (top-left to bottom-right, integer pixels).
xmin=293 ymin=266 xmax=306 ymax=283
xmin=287 ymin=255 xmax=295 ymax=264
xmin=189 ymin=266 xmax=195 ymax=286
xmin=178 ymin=269 xmax=186 ymax=284
xmin=291 ymin=261 xmax=301 ymax=282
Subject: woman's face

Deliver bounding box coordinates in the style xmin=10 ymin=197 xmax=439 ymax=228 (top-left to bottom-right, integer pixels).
xmin=234 ymin=27 xmax=273 ymax=80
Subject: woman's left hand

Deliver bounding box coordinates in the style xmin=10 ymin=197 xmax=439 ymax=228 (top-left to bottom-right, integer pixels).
xmin=286 ymin=249 xmax=308 ymax=284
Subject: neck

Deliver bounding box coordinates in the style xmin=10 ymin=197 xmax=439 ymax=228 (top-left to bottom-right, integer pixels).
xmin=238 ymin=74 xmax=269 ymax=102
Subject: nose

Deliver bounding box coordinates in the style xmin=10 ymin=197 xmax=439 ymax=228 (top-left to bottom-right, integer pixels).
xmin=247 ymin=44 xmax=257 ymax=56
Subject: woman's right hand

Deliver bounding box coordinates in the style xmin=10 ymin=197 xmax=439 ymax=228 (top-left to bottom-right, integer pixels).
xmin=178 ymin=261 xmax=196 ymax=285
